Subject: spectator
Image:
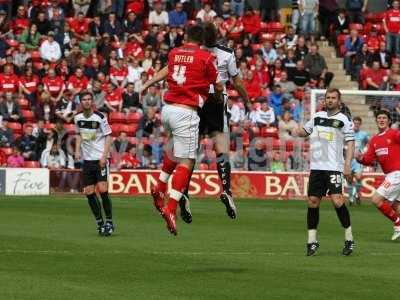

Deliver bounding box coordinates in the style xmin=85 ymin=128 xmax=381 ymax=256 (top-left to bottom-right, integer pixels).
xmin=268 ymin=85 xmax=284 ymax=118
xmin=55 ymin=91 xmax=77 ymax=124
xmin=35 ymin=92 xmax=56 ymax=122
xmin=149 ymin=1 xmax=169 ymax=26
xmin=279 ymin=71 xmax=297 ymax=97
xmin=19 ymin=67 xmax=40 ymax=107
xmin=113 ymin=131 xmax=134 ymax=154
xmin=119 ymin=146 xmax=140 ymax=169
xmin=103 ymin=12 xmax=123 ymax=39
xmin=39 ymin=31 xmax=62 ymax=62
xmin=138 ymin=107 xmax=161 ymax=137
xmin=17 ymin=124 xmax=36 ymax=161
xmin=142 ymin=85 xmax=161 ymax=114
xmin=318 ymin=0 xmax=338 ymax=41
xmin=79 ymin=33 xmax=97 ymax=56
xmin=291 ymin=0 xmax=301 ymax=32
xmin=221 ymin=13 xmax=243 ymax=40
xmin=299 ymin=0 xmax=319 ymax=37
xmin=73 ymin=0 xmax=91 ymax=17
xmin=0 ymin=64 xmax=19 ymax=94
xmin=121 ymin=82 xmax=142 ymax=113
xmin=332 ymin=8 xmax=350 ymax=42
xmin=47 ymin=0 xmax=65 ymax=21
xmin=304 ymin=43 xmax=333 ymax=87
xmin=42 ymin=68 xmax=65 ymax=103
xmin=261 ymin=40 xmax=277 ymax=65
xmin=40 ymin=143 xmax=66 ymax=169
xmin=243 ymin=70 xmax=262 ymax=100
xmin=374 ymin=41 xmax=392 ymax=69
xmin=196 ymin=3 xmax=217 ymax=22
xmin=366 ymin=60 xmax=388 ymax=90
xmin=105 ymin=82 xmax=123 ymax=112
xmin=34 ymin=11 xmax=52 ymax=35
xmin=364 ymin=26 xmax=382 ymax=53
xmin=279 ymin=111 xmax=298 ymax=139
xmin=253 ymin=99 xmax=276 ymax=127
xmin=383 ymin=0 xmax=400 ymax=57
xmin=248 ymin=139 xmax=267 ymax=171
xmin=294 ymin=35 xmax=309 ymax=61
xmin=90 ymin=79 xmax=113 ymax=113
xmin=6 ymin=146 xmax=24 ymax=168
xmin=134 ymin=72 xmax=148 ymax=93
xmin=67 ymin=67 xmax=89 ymax=99
xmin=0 ymin=118 xmax=13 ymax=147
xmin=221 ymin=1 xmax=232 ymax=19
xmin=354 ymin=43 xmax=373 ymax=81
xmin=231 ymin=0 xmax=245 ymax=17
xmin=164 ymin=27 xmax=184 ymax=49
xmin=228 ymin=98 xmax=244 ymax=126
xmin=124 ymin=11 xmax=142 ymax=35
xmin=343 ymin=29 xmax=364 ymax=76
xmin=346 ymin=0 xmax=367 ymax=24
xmin=89 ymin=15 xmax=103 ymax=40
xmin=139 ymin=144 xmax=157 ymax=169
xmin=127 ymin=58 xmax=144 ymax=83
xmin=11 ymin=6 xmax=29 ymax=37
xmin=270 ymin=151 xmax=285 ymax=172
xmin=283 ymin=49 xmax=297 ymax=79
xmin=168 ymin=2 xmax=187 ymax=28
xmin=13 ymin=43 xmax=31 ymax=73
xmin=0 ymin=92 xmax=23 ymax=123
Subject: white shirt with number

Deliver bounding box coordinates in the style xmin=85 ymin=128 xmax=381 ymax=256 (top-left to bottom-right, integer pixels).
xmin=303 ymin=111 xmax=354 ymax=172
xmin=74 ymin=111 xmax=112 ymax=161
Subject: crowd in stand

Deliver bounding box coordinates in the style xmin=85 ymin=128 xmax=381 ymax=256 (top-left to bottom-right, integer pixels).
xmin=0 ymin=0 xmax=393 ymax=174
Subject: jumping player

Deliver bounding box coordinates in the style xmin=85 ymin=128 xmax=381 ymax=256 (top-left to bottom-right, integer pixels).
xmin=348 ymin=116 xmax=369 ymax=205
xmin=141 ymin=25 xmax=220 ymax=235
xmin=356 ymin=110 xmax=400 ymax=240
xmin=296 ymin=88 xmax=355 ymax=256
xmin=74 ymin=91 xmax=114 ymax=236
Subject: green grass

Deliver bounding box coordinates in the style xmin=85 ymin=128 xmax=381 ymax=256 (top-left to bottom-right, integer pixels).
xmin=0 ymin=196 xmax=399 ymax=300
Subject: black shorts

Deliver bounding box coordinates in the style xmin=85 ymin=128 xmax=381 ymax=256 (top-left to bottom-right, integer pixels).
xmin=199 ymin=95 xmax=229 ymax=135
xmin=307 ymin=170 xmax=343 ymax=198
xmin=82 ymin=160 xmax=109 ymax=187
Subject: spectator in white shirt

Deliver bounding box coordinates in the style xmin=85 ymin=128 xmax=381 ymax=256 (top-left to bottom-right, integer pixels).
xmin=254 ymin=100 xmax=275 ymax=127
xmin=39 ymin=31 xmax=62 ymax=62
xmin=40 ymin=143 xmax=66 ymax=169
xmin=148 ymin=1 xmax=169 ymax=26
xmin=196 ymin=3 xmax=217 ymax=22
xmin=127 ymin=59 xmax=144 ymax=83
xmin=227 ymin=99 xmax=244 ymax=126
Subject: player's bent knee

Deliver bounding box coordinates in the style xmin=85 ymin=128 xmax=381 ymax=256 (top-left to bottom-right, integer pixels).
xmin=331 ymin=195 xmax=345 ymax=208
xmin=97 ymin=182 xmax=108 ymax=193
xmin=83 ymin=185 xmax=95 ymax=195
xmin=307 ymin=197 xmax=320 ymax=208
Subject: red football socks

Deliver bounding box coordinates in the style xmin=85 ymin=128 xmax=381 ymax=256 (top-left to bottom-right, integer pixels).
xmin=378 ymin=202 xmax=400 ymax=225
xmin=169 ymin=164 xmax=192 ymax=203
xmin=158 ymin=154 xmax=177 ymax=193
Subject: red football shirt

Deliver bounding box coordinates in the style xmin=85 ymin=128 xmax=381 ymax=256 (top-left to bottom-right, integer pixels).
xmin=360 ymin=129 xmax=400 ymax=174
xmin=366 ymin=68 xmax=387 ymax=86
xmin=19 ymin=75 xmax=40 ymax=93
xmin=12 ymin=18 xmax=29 ymax=36
xmin=67 ymin=75 xmax=89 ymax=90
xmin=70 ymin=19 xmax=89 ymax=36
xmin=385 ymin=9 xmax=400 ymax=33
xmin=43 ymin=76 xmax=64 ymax=96
xmin=0 ymin=73 xmax=19 ymax=93
xmin=110 ymin=66 xmax=129 ymax=84
xmin=106 ymin=88 xmax=123 ymax=108
xmin=164 ymin=43 xmax=218 ymax=108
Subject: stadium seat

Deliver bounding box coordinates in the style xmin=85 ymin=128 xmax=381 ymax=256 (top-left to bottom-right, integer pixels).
xmin=31 ymin=51 xmax=41 ymax=61
xmin=22 ymin=110 xmax=35 ymax=122
xmin=266 ymin=22 xmax=285 ymax=33
xmin=260 ymin=127 xmax=279 ymax=139
xmin=198 ymin=163 xmax=209 ymax=170
xmin=7 ymin=122 xmax=22 ymax=135
xmin=64 ymin=124 xmax=76 ymax=134
xmin=24 ymin=161 xmax=41 ymax=168
xmin=259 ymin=22 xmax=268 ymax=32
xmin=111 ymin=124 xmax=122 ymax=137
xmin=349 ymin=23 xmax=364 ymax=33
xmin=339 ymin=44 xmax=346 ymax=57
xmin=18 ymin=98 xmax=30 ymax=109
xmin=209 ymin=162 xmax=217 ymax=170
xmin=285 ymin=140 xmax=294 ymax=152
xmin=126 ymin=112 xmax=142 ymax=124
xmin=337 ymin=34 xmax=349 ymax=47
xmin=6 ymin=39 xmax=19 ymax=48
xmin=272 ymin=139 xmax=281 ymax=150
xmin=0 ymin=147 xmax=13 ymax=156
xmin=109 ymin=112 xmax=126 ymax=124
xmin=251 ymin=126 xmax=260 ymax=136
xmin=119 ymin=124 xmax=138 ymax=136
xmin=251 ymin=43 xmax=262 ymax=52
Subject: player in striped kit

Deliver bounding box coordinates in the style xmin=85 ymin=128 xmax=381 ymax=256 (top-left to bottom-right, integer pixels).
xmin=74 ymin=91 xmax=114 ymax=236
xmin=296 ymin=88 xmax=355 ymax=256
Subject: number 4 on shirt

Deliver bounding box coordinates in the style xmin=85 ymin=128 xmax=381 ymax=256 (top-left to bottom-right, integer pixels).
xmin=172 ymin=65 xmax=186 ymax=85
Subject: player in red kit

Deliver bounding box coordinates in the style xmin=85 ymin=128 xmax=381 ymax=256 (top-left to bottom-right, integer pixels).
xmin=356 ymin=110 xmax=400 ymax=240
xmin=141 ymin=25 xmax=221 ymax=235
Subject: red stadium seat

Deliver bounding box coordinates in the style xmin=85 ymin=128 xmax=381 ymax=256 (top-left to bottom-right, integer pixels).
xmin=64 ymin=124 xmax=76 ymax=134
xmin=0 ymin=147 xmax=13 ymax=156
xmin=349 ymin=23 xmax=364 ymax=32
xmin=339 ymin=44 xmax=346 ymax=57
xmin=111 ymin=124 xmax=122 ymax=137
xmin=31 ymin=51 xmax=41 ymax=61
xmin=337 ymin=34 xmax=349 ymax=46
xmin=260 ymin=127 xmax=279 ymax=139
xmin=22 ymin=110 xmax=35 ymax=122
xmin=24 ymin=161 xmax=41 ymax=168
xmin=285 ymin=140 xmax=294 ymax=152
xmin=365 ymin=12 xmax=385 ymax=24
xmin=266 ymin=22 xmax=285 ymax=33
xmin=260 ymin=22 xmax=268 ymax=32
xmin=6 ymin=39 xmax=19 ymax=48
xmin=119 ymin=124 xmax=138 ymax=136
xmin=209 ymin=162 xmax=217 ymax=170
xmin=7 ymin=122 xmax=22 ymax=135
xmin=109 ymin=112 xmax=126 ymax=124
xmin=251 ymin=126 xmax=260 ymax=136
xmin=126 ymin=112 xmax=142 ymax=123
xmin=18 ymin=98 xmax=30 ymax=109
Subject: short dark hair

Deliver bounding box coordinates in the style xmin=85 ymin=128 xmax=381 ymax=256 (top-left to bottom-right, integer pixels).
xmin=80 ymin=91 xmax=93 ymax=100
xmin=375 ymin=109 xmax=392 ymax=120
xmin=187 ymin=24 xmax=204 ymax=44
xmin=203 ymin=22 xmax=218 ymax=47
xmin=353 ymin=116 xmax=362 ymax=122
xmin=325 ymin=87 xmax=341 ymax=100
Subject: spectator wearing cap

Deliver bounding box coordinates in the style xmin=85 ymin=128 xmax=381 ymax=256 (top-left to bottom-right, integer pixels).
xmin=149 ymin=1 xmax=169 ymax=26
xmin=40 ymin=31 xmax=62 ymax=62
xmin=168 ymin=2 xmax=187 ymax=28
xmin=73 ymin=0 xmax=92 ymax=17
xmin=19 ymin=23 xmax=41 ymax=50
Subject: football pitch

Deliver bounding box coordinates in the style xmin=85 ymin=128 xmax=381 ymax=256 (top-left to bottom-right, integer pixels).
xmin=0 ymin=196 xmax=399 ymax=300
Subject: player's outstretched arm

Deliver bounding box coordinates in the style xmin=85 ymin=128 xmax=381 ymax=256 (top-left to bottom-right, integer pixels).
xmin=140 ymin=66 xmax=168 ymax=94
